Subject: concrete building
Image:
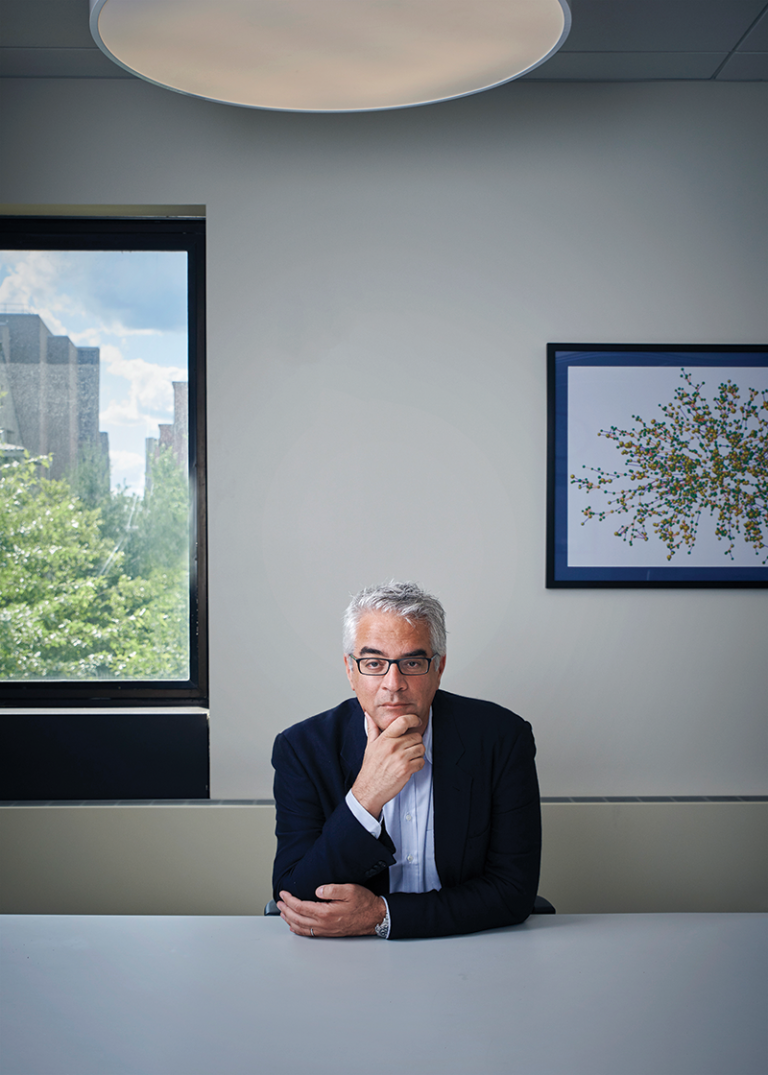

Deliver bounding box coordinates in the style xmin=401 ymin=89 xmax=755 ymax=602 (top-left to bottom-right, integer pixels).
xmin=145 ymin=379 xmax=188 ymax=490
xmin=0 ymin=311 xmax=109 ymax=481
xmin=0 ymin=320 xmax=23 ymax=455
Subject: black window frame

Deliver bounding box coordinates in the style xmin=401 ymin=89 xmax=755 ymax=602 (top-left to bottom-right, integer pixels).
xmin=0 ymin=215 xmax=208 ymax=709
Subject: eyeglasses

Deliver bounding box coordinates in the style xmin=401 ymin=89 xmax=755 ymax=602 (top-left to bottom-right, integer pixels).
xmin=349 ymin=655 xmax=440 ymax=676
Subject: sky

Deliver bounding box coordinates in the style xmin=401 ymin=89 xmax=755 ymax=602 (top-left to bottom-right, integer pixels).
xmin=568 ymin=364 xmax=768 ymax=568
xmin=0 ymin=248 xmax=188 ymax=494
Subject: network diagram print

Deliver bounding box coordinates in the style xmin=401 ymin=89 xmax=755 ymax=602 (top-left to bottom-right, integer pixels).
xmin=571 ymin=369 xmax=767 ymax=563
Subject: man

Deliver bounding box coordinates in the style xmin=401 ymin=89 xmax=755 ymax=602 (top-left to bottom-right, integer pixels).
xmin=272 ymin=581 xmax=541 ymax=940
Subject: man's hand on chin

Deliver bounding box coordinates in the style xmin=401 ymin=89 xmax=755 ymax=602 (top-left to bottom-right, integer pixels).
xmin=277 ymin=884 xmax=386 ymax=938
xmin=350 ymin=711 xmax=425 ymax=819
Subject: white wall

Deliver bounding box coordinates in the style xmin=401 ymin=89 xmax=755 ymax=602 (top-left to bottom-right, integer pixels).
xmin=1 ymin=79 xmax=765 ymax=798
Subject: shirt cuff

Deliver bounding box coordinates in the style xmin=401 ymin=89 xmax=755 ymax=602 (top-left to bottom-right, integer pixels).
xmin=345 ymin=788 xmax=382 ymax=839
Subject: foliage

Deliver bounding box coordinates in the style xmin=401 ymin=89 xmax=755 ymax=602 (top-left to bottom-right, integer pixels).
xmin=570 ymin=370 xmax=768 ymax=562
xmin=66 ymin=440 xmax=110 ymax=511
xmin=125 ymin=447 xmax=189 ymax=577
xmin=0 ymin=447 xmax=190 ymax=681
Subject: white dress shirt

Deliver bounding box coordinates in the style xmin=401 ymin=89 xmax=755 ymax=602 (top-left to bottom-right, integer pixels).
xmin=345 ymin=708 xmax=442 ymax=936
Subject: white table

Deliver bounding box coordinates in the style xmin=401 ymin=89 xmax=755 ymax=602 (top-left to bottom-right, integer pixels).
xmin=1 ymin=913 xmax=766 ymax=1075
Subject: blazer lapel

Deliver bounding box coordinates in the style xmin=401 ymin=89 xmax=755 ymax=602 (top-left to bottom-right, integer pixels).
xmin=338 ymin=698 xmax=395 ymax=874
xmin=339 ymin=698 xmax=367 ymax=794
xmin=431 ymin=691 xmax=473 ymax=889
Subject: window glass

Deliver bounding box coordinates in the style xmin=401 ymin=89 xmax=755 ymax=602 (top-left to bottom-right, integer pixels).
xmin=0 ymin=218 xmax=206 ymax=704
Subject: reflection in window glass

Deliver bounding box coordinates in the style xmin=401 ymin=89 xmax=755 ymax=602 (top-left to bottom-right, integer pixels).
xmin=0 ymin=249 xmax=191 ymax=681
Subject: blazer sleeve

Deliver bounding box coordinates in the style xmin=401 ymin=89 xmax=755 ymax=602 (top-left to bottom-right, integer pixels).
xmin=386 ymin=716 xmax=541 ymax=939
xmin=271 ymin=727 xmax=396 ymax=901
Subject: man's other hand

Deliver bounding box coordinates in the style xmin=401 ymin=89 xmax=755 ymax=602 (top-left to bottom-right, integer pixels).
xmin=351 ymin=712 xmax=425 ymax=818
xmin=277 ymin=884 xmax=386 ymax=937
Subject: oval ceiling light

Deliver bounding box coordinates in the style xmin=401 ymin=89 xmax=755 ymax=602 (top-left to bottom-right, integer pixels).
xmin=89 ymin=0 xmax=571 ymax=114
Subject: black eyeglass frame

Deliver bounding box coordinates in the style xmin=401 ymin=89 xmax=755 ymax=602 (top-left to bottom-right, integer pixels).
xmin=348 ymin=654 xmax=441 ymax=676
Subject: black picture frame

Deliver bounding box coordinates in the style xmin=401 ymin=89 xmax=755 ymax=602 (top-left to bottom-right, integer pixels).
xmin=547 ymin=343 xmax=768 ymax=588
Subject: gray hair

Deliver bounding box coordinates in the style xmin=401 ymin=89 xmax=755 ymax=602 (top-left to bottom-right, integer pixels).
xmin=343 ymin=581 xmax=447 ymax=656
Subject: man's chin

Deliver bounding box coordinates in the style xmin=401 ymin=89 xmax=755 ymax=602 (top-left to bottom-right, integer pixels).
xmin=376 ymin=707 xmax=426 ymax=732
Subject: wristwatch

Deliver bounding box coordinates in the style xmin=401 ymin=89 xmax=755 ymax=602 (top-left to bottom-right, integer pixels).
xmin=374 ymin=902 xmax=390 ymax=939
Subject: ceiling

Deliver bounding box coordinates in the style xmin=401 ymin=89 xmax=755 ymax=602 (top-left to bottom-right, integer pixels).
xmin=1 ymin=0 xmax=766 ymax=87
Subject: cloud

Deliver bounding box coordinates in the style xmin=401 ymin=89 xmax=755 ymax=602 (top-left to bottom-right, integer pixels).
xmin=0 ymin=249 xmax=188 ymax=336
xmin=0 ymin=252 xmax=72 ymax=335
xmin=70 ymin=326 xmax=111 ymax=347
xmin=110 ymin=449 xmax=145 ymax=476
xmin=100 ymin=344 xmax=186 ymax=433
xmin=109 ymin=449 xmax=146 ymax=495
xmin=100 ymin=398 xmax=150 ymax=431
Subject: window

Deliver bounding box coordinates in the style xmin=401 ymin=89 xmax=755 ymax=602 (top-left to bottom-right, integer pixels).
xmin=0 ymin=216 xmax=207 ymax=708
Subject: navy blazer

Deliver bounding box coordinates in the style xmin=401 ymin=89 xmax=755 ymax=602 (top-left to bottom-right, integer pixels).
xmin=271 ymin=689 xmax=541 ymax=939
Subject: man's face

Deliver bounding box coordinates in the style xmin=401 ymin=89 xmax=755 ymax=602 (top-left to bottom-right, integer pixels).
xmin=344 ymin=610 xmax=445 ymax=735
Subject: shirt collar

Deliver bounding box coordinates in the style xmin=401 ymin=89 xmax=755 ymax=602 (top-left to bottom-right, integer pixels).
xmin=423 ymin=707 xmax=434 ymax=764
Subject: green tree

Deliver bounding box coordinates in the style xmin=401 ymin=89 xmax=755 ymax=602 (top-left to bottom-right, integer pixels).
xmin=125 ymin=447 xmax=189 ymax=577
xmin=67 ymin=439 xmax=110 ymax=511
xmin=0 ymin=451 xmax=118 ymax=677
xmin=0 ymin=446 xmax=190 ymax=681
xmin=106 ymin=570 xmax=189 ymax=679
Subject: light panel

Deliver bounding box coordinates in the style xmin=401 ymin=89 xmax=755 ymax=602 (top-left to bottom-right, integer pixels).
xmin=89 ymin=0 xmax=571 ymax=113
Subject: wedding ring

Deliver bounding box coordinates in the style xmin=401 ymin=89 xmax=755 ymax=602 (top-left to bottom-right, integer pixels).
xmin=310 ymin=927 xmax=315 ymax=937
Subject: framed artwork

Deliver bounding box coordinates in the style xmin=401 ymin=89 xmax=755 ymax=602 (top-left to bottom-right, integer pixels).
xmin=547 ymin=344 xmax=768 ymax=587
